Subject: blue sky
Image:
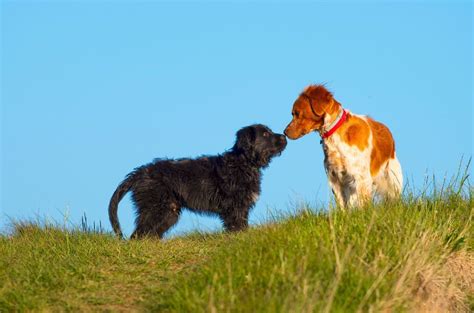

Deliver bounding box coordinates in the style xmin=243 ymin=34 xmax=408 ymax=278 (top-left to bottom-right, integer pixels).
xmin=1 ymin=1 xmax=472 ymax=237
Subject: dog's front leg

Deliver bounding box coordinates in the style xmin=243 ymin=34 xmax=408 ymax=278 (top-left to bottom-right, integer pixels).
xmin=346 ymin=175 xmax=373 ymax=208
xmin=329 ymin=181 xmax=346 ymax=210
xmin=221 ymin=209 xmax=249 ymax=232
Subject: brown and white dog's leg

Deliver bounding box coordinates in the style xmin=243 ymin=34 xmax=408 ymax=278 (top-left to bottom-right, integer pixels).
xmin=329 ymin=180 xmax=346 ymax=209
xmin=373 ymin=156 xmax=403 ymax=201
xmin=347 ymin=176 xmax=373 ymax=208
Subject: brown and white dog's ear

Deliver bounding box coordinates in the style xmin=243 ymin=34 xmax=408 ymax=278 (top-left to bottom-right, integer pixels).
xmin=304 ymin=84 xmax=336 ymax=115
xmin=305 ymin=84 xmax=333 ymax=100
xmin=284 ymin=84 xmax=340 ymax=140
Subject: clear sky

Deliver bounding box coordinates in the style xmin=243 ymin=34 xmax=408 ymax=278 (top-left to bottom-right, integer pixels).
xmin=1 ymin=1 xmax=472 ymax=237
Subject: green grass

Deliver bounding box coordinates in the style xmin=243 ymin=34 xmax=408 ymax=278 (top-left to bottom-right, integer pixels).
xmin=1 ymin=173 xmax=472 ymax=312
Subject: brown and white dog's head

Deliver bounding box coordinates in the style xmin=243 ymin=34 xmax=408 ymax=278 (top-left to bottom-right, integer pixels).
xmin=284 ymin=85 xmax=340 ymax=140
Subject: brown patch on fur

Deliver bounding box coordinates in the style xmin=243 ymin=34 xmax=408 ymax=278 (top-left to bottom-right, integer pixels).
xmin=366 ymin=118 xmax=395 ymax=177
xmin=338 ymin=113 xmax=370 ymax=151
xmin=285 ymin=85 xmax=340 ymax=140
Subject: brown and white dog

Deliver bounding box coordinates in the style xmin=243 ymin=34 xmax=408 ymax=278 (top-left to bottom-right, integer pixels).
xmin=284 ymin=85 xmax=402 ymax=208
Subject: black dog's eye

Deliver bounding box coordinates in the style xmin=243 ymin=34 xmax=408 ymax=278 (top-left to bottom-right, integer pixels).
xmin=263 ymin=132 xmax=269 ymax=137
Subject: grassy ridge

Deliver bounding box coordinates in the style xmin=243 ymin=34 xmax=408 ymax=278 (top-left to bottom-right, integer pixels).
xmin=148 ymin=187 xmax=473 ymax=312
xmin=1 ymin=178 xmax=472 ymax=312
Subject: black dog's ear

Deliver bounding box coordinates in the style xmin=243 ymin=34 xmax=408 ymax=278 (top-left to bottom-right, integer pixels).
xmin=233 ymin=126 xmax=255 ymax=153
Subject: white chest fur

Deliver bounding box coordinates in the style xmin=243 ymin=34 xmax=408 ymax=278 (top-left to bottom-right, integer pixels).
xmin=321 ymin=122 xmax=374 ymax=208
xmin=323 ymin=134 xmax=371 ymax=179
xmin=251 ymin=192 xmax=260 ymax=203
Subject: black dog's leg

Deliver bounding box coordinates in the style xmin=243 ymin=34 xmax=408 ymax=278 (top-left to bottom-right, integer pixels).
xmin=222 ymin=209 xmax=249 ymax=232
xmin=131 ymin=203 xmax=181 ymax=239
xmin=152 ymin=209 xmax=180 ymax=238
xmin=131 ymin=207 xmax=155 ymax=238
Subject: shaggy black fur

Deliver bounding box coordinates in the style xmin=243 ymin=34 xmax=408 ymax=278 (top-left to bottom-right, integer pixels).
xmin=108 ymin=124 xmax=287 ymax=239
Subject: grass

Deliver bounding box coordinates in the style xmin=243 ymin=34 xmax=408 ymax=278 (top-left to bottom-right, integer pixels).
xmin=0 ymin=170 xmax=473 ymax=312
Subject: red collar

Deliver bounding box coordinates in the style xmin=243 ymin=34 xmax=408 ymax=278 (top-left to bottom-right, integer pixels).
xmin=321 ymin=109 xmax=348 ymax=139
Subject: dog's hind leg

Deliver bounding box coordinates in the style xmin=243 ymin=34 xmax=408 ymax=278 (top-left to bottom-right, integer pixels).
xmin=131 ymin=202 xmax=181 ymax=239
xmin=131 ymin=211 xmax=155 ymax=239
xmin=221 ymin=209 xmax=249 ymax=232
xmin=373 ymin=156 xmax=403 ymax=201
xmin=151 ymin=205 xmax=181 ymax=238
xmin=385 ymin=156 xmax=403 ymax=199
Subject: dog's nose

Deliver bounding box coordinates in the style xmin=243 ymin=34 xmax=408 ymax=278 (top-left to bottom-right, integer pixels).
xmin=279 ymin=134 xmax=287 ymax=144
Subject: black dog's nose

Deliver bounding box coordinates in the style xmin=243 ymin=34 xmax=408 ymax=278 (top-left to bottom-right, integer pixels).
xmin=279 ymin=134 xmax=287 ymax=146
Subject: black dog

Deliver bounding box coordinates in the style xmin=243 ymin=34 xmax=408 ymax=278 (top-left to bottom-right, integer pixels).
xmin=108 ymin=124 xmax=287 ymax=239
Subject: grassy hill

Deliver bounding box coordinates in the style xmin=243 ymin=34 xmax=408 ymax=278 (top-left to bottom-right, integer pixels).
xmin=1 ymin=175 xmax=472 ymax=312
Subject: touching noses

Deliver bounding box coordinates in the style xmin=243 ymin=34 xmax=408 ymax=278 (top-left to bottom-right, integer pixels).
xmin=284 ymin=125 xmax=292 ymax=138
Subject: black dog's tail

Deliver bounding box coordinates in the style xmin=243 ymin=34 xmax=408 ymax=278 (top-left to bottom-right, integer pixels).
xmin=108 ymin=173 xmax=136 ymax=238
